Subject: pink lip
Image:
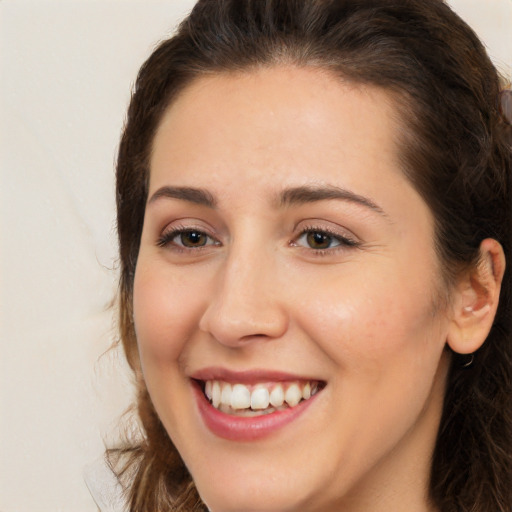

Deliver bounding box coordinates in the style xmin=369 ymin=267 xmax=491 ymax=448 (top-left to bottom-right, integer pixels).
xmin=191 ymin=376 xmax=322 ymax=442
xmin=190 ymin=366 xmax=318 ymax=384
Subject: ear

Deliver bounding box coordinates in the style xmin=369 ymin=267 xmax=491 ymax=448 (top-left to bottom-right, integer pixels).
xmin=446 ymin=238 xmax=506 ymax=354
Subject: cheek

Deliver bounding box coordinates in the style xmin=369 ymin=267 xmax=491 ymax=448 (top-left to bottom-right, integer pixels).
xmin=280 ymin=262 xmax=449 ymax=485
xmin=293 ymin=262 xmax=447 ymax=371
xmin=133 ymin=262 xmax=205 ymax=367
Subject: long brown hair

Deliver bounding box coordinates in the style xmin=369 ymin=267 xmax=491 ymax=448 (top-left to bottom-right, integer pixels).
xmin=111 ymin=1 xmax=512 ymax=510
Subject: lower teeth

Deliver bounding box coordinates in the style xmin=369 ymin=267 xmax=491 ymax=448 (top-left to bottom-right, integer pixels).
xmin=214 ymin=402 xmax=293 ymax=416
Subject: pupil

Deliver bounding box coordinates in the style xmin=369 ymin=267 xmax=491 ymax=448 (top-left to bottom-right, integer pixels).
xmin=182 ymin=231 xmax=206 ymax=247
xmin=307 ymin=231 xmax=331 ymax=249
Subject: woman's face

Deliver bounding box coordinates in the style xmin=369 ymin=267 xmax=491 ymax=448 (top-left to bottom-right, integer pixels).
xmin=134 ymin=67 xmax=452 ymax=512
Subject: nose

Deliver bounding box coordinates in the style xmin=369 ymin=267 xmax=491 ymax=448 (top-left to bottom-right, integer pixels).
xmin=198 ymin=247 xmax=289 ymax=347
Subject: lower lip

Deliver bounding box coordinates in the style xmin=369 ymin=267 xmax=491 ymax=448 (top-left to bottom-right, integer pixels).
xmin=192 ymin=382 xmax=319 ymax=441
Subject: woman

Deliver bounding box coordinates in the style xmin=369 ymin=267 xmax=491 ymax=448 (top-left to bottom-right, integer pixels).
xmin=110 ymin=0 xmax=512 ymax=510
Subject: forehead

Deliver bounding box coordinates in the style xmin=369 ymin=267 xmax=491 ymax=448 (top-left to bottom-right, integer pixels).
xmin=150 ymin=66 xmax=404 ymax=181
xmin=150 ymin=67 xmax=403 ymax=206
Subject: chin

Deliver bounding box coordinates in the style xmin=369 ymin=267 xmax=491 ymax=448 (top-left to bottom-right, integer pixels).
xmin=195 ymin=479 xmax=318 ymax=512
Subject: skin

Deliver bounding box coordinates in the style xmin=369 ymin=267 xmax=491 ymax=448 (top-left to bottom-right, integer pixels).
xmin=133 ymin=66 xmax=457 ymax=512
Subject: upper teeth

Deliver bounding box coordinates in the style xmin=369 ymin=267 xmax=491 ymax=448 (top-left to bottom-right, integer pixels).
xmin=204 ymin=380 xmax=318 ymax=411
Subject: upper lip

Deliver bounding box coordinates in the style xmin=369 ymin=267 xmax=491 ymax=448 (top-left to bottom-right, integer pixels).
xmin=190 ymin=367 xmax=323 ymax=384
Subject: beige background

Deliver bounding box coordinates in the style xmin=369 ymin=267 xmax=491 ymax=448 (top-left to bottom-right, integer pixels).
xmin=0 ymin=1 xmax=510 ymax=510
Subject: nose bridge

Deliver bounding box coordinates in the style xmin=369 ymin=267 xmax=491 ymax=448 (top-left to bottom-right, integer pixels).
xmin=199 ymin=234 xmax=288 ymax=345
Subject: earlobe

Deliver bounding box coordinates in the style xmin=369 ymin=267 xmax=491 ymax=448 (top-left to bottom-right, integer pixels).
xmin=446 ymin=238 xmax=506 ymax=355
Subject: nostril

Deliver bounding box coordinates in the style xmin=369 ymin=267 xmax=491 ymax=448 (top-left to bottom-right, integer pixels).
xmin=199 ymin=304 xmax=289 ymax=347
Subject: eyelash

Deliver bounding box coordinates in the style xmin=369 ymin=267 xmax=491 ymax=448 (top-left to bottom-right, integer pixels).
xmin=156 ymin=225 xmax=360 ymax=254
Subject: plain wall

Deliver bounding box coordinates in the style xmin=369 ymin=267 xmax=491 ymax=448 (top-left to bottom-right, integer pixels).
xmin=0 ymin=1 xmax=510 ymax=510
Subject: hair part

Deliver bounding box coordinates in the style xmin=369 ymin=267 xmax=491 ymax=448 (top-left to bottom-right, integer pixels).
xmin=113 ymin=1 xmax=512 ymax=510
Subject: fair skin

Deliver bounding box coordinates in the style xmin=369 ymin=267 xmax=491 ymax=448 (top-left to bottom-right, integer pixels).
xmin=133 ymin=67 xmax=503 ymax=512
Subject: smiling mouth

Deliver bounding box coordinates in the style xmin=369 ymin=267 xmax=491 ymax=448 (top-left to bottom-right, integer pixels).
xmin=199 ymin=380 xmax=325 ymax=417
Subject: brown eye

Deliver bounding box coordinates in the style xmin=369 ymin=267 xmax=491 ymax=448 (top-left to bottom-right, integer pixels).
xmin=180 ymin=230 xmax=209 ymax=247
xmin=293 ymin=228 xmax=358 ymax=252
xmin=306 ymin=231 xmax=334 ymax=249
xmin=157 ymin=228 xmax=218 ymax=249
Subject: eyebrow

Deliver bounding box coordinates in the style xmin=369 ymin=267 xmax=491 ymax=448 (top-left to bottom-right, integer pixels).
xmin=279 ymin=185 xmax=387 ymax=216
xmin=147 ymin=184 xmax=386 ymax=216
xmin=148 ymin=186 xmax=217 ymax=208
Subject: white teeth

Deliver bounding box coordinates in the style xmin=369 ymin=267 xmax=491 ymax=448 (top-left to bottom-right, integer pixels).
xmin=221 ymin=383 xmax=232 ymax=405
xmin=269 ymin=385 xmax=284 ymax=407
xmin=204 ymin=380 xmax=321 ymax=412
xmin=205 ymin=380 xmax=213 ymax=400
xmin=251 ymin=387 xmax=270 ymax=410
xmin=302 ymin=382 xmax=311 ymax=400
xmin=284 ymin=383 xmax=302 ymax=407
xmin=231 ymin=384 xmax=251 ymax=410
xmin=212 ymin=381 xmax=221 ymax=408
